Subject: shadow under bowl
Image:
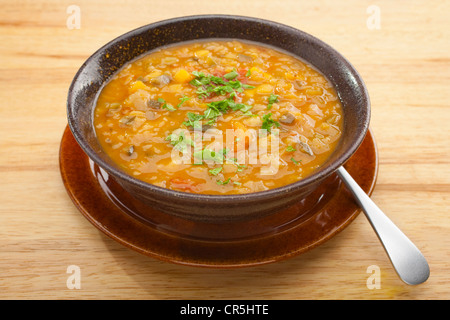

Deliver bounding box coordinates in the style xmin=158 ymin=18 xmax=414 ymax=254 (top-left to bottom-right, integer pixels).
xmin=67 ymin=14 xmax=370 ymax=223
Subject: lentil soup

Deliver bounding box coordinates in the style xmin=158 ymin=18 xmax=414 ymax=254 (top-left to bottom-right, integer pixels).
xmin=94 ymin=40 xmax=343 ymax=195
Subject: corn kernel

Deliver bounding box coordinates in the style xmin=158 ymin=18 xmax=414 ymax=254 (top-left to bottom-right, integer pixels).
xmin=195 ymin=49 xmax=210 ymax=58
xmin=256 ymin=84 xmax=274 ymax=94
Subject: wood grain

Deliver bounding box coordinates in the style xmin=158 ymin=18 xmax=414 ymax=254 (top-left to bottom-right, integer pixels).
xmin=1 ymin=0 xmax=449 ymax=300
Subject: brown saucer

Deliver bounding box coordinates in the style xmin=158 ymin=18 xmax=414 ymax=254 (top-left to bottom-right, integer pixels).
xmin=59 ymin=125 xmax=378 ymax=268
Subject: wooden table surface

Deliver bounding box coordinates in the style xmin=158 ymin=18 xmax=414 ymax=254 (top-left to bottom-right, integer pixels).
xmin=1 ymin=0 xmax=449 ymax=300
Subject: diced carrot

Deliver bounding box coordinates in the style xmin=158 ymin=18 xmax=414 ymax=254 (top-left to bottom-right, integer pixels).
xmin=170 ymin=178 xmax=199 ymax=193
xmin=249 ymin=66 xmax=271 ymax=81
xmin=173 ymin=69 xmax=193 ymax=83
xmin=256 ymin=84 xmax=273 ymax=94
xmin=129 ymin=80 xmax=149 ymax=93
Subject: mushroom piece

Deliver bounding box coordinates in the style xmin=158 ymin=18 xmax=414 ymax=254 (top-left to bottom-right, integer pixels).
xmin=120 ymin=145 xmax=138 ymax=161
xmin=147 ymin=99 xmax=162 ymax=109
xmin=119 ymin=115 xmax=136 ymax=127
xmin=126 ymin=145 xmax=135 ymax=156
xmin=297 ymin=141 xmax=314 ymax=156
xmin=279 ymin=112 xmax=296 ymax=125
xmin=150 ymin=74 xmax=171 ymax=87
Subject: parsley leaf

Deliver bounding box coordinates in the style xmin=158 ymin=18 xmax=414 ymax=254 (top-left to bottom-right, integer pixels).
xmin=177 ymin=95 xmax=191 ymax=108
xmin=187 ymin=70 xmax=255 ymax=124
xmin=261 ymin=113 xmax=280 ymax=132
xmin=216 ymin=177 xmax=231 ymax=185
xmin=190 ymin=70 xmax=254 ymax=99
xmin=166 ymin=131 xmax=194 ymax=151
xmin=224 ymin=69 xmax=239 ymax=80
xmin=158 ymin=98 xmax=176 ymax=111
xmin=286 ymin=146 xmax=296 ymax=152
xmin=193 ymin=148 xmax=224 ymax=163
xmin=208 ymin=167 xmax=223 ymax=176
xmin=183 ymin=112 xmax=204 ymax=129
xmin=226 ymin=156 xmax=247 ymax=172
xmin=267 ymin=93 xmax=279 ymax=110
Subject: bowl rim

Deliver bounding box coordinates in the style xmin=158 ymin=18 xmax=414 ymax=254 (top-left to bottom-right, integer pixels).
xmin=67 ymin=14 xmax=370 ymax=203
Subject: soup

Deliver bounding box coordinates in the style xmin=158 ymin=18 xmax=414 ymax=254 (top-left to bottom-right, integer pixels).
xmin=94 ymin=40 xmax=343 ymax=195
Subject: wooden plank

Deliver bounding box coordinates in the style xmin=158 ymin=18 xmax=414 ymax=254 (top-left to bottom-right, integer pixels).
xmin=0 ymin=0 xmax=448 ymax=300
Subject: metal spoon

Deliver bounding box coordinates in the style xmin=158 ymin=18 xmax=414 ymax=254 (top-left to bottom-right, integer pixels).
xmin=336 ymin=166 xmax=430 ymax=285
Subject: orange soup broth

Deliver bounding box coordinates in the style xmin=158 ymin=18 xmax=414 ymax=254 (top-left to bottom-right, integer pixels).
xmin=94 ymin=39 xmax=343 ymax=194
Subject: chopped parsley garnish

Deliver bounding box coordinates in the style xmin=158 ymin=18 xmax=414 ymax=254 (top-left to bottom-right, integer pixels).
xmin=189 ymin=70 xmax=254 ymax=100
xmin=261 ymin=113 xmax=280 ymax=132
xmin=193 ymin=148 xmax=224 ymax=163
xmin=226 ymin=157 xmax=247 ymax=172
xmin=291 ymin=157 xmax=301 ymax=165
xmin=286 ymin=146 xmax=296 ymax=152
xmin=208 ymin=167 xmax=223 ymax=176
xmin=224 ymin=69 xmax=239 ymax=80
xmin=216 ymin=177 xmax=231 ymax=185
xmin=245 ymin=69 xmax=251 ymax=77
xmin=185 ymin=70 xmax=256 ymax=125
xmin=158 ymin=98 xmax=176 ymax=111
xmin=189 ymin=71 xmax=219 ymax=87
xmin=183 ymin=112 xmax=204 ymax=129
xmin=203 ymin=107 xmax=221 ymax=124
xmin=165 ymin=131 xmax=194 ymax=151
xmin=234 ymin=103 xmax=253 ymax=116
xmin=183 ymin=98 xmax=253 ymax=129
xmin=166 ymin=70 xmax=261 ymax=180
xmin=176 ymin=95 xmax=191 ymax=108
xmin=267 ymin=93 xmax=279 ymax=110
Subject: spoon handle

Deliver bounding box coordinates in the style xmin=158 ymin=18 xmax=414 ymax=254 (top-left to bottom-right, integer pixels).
xmin=336 ymin=166 xmax=430 ymax=285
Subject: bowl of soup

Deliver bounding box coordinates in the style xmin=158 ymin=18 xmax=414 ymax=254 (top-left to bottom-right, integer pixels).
xmin=67 ymin=15 xmax=370 ymax=222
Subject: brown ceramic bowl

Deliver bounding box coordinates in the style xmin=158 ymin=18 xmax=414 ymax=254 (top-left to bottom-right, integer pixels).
xmin=67 ymin=15 xmax=370 ymax=223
